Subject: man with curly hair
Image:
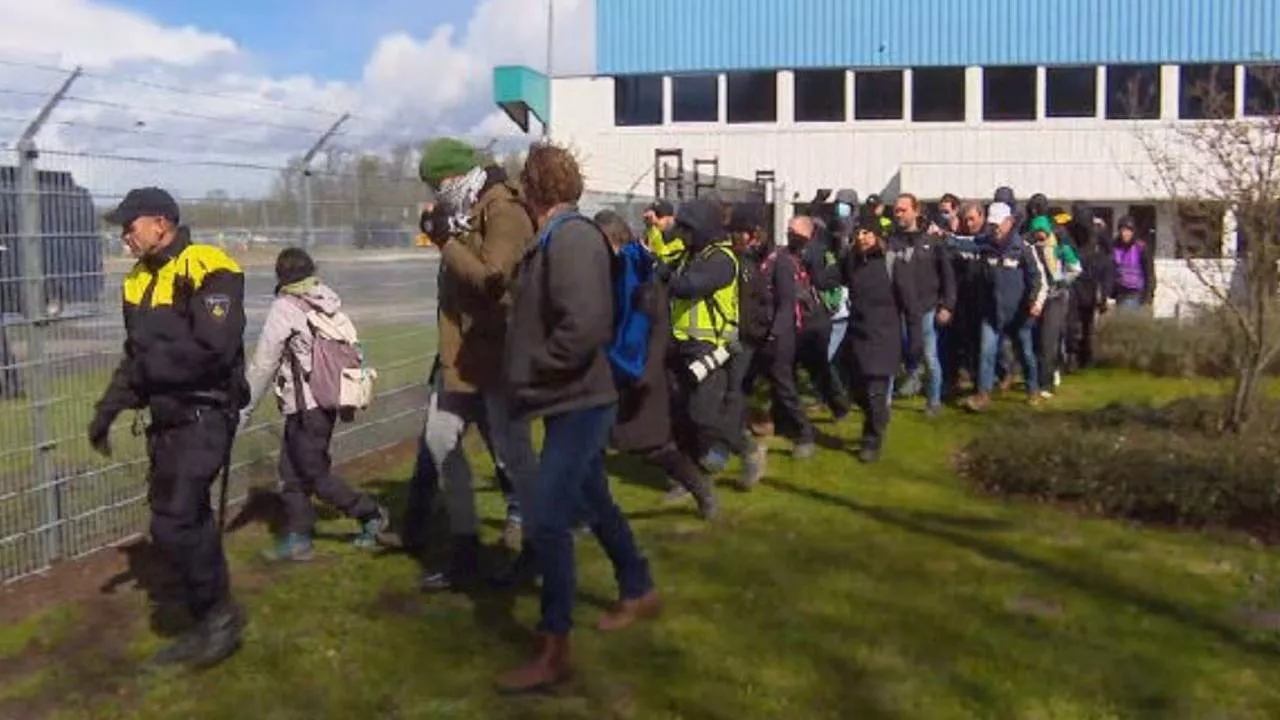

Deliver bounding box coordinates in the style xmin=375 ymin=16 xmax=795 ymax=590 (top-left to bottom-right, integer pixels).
xmin=497 ymin=143 xmax=660 ymax=693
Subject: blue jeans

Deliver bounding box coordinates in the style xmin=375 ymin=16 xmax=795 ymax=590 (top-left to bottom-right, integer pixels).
xmin=920 ymin=309 xmax=944 ymax=407
xmin=979 ymin=320 xmax=1039 ymax=395
xmin=532 ymin=403 xmax=653 ymax=636
xmin=827 ymin=308 xmax=849 ymax=362
xmin=1116 ymin=292 xmax=1144 ymax=310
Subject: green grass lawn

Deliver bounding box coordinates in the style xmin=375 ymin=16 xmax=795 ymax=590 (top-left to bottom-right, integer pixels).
xmin=2 ymin=370 xmax=1280 ymax=719
xmin=0 ymin=324 xmax=435 ymax=583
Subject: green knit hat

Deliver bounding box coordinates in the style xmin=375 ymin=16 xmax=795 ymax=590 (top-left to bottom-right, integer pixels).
xmin=418 ymin=138 xmax=482 ymax=187
xmin=1027 ymin=215 xmax=1054 ymax=237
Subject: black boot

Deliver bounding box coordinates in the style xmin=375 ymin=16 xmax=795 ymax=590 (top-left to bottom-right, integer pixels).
xmin=420 ymin=534 xmax=480 ymax=593
xmin=649 ymin=445 xmax=718 ymax=521
xmin=488 ymin=545 xmax=538 ymax=589
xmin=148 ymin=600 xmax=246 ymax=670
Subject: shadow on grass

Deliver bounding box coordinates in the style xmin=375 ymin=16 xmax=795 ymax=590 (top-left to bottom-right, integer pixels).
xmin=764 ymin=477 xmax=1280 ymax=661
xmin=98 ymin=540 xmax=191 ymax=639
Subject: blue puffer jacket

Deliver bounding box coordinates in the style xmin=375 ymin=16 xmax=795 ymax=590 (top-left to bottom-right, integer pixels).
xmin=946 ymin=232 xmax=1047 ymax=328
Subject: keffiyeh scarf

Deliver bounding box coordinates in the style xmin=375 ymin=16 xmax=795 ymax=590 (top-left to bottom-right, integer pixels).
xmin=435 ymin=165 xmax=488 ymax=235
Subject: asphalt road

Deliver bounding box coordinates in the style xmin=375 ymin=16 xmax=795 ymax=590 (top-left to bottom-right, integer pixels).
xmin=1 ymin=253 xmax=441 ymax=375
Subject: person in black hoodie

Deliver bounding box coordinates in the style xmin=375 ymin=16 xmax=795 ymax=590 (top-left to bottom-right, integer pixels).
xmin=1063 ymin=203 xmax=1112 ymax=370
xmin=498 ymin=143 xmax=659 ymax=693
xmin=662 ymin=198 xmax=766 ymax=479
xmin=753 ymin=216 xmax=820 ymax=459
xmin=891 ymin=193 xmax=956 ymax=415
xmin=844 ymin=215 xmax=922 ymax=463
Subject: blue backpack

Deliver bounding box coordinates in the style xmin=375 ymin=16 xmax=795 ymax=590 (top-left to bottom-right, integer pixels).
xmin=537 ymin=212 xmax=654 ymax=386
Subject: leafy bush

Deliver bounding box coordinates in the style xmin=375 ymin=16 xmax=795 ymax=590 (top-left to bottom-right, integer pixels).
xmin=959 ymin=397 xmax=1280 ymax=541
xmin=1093 ymin=309 xmax=1280 ymax=378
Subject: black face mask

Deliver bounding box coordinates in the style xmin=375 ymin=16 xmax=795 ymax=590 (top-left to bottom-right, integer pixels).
xmin=786 ymin=232 xmax=809 ymax=251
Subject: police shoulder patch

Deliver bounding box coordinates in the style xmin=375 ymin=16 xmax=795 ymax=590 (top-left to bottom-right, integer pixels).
xmin=203 ymin=293 xmax=231 ymax=321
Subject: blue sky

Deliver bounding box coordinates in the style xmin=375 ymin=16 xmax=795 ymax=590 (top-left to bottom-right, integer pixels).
xmin=116 ymin=0 xmax=476 ymax=80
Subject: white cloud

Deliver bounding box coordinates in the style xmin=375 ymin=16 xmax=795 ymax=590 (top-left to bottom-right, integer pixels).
xmin=0 ymin=0 xmax=237 ymax=68
xmin=0 ymin=0 xmax=595 ymax=202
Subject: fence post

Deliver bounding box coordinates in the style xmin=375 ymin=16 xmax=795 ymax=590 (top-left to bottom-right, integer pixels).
xmin=17 ymin=66 xmax=81 ymax=569
xmin=299 ymin=113 xmax=352 ymax=249
xmin=301 ymin=167 xmax=314 ymax=249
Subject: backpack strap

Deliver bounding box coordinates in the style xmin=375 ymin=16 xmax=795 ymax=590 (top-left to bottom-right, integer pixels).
xmin=701 ymin=242 xmax=741 ymax=339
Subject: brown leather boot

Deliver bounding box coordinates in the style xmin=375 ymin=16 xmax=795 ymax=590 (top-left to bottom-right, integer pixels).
xmin=494 ymin=633 xmax=572 ymax=693
xmin=597 ymin=589 xmax=663 ymax=632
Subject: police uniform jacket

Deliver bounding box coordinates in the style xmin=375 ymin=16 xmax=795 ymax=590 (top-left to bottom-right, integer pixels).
xmin=94 ymin=227 xmax=249 ymax=425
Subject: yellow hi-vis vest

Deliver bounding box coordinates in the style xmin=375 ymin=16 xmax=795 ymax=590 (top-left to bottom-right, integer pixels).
xmin=671 ymin=241 xmax=739 ymax=347
xmin=648 ymin=225 xmax=686 ymax=268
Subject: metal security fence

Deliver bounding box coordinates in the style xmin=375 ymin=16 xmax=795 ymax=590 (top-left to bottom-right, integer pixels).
xmin=0 ymin=78 xmax=443 ymax=583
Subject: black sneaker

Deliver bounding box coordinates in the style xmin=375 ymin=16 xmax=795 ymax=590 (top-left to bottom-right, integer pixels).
xmin=420 ymin=535 xmax=480 ymax=593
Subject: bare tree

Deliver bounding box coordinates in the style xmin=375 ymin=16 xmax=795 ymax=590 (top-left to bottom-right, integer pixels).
xmin=1127 ymin=65 xmax=1280 ymax=431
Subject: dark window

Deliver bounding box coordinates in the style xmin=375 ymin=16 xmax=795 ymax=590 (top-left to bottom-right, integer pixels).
xmin=1127 ymin=204 xmax=1158 ymax=250
xmin=912 ymin=67 xmax=965 ymax=122
xmin=727 ymin=71 xmax=777 ymax=124
xmin=613 ymin=75 xmax=663 ymax=126
xmin=983 ymin=66 xmax=1036 ymax=121
xmin=1046 ymin=66 xmax=1097 ymax=118
xmin=1106 ymin=65 xmax=1161 ymax=119
xmin=672 ymin=74 xmax=718 ymax=122
xmin=854 ymin=70 xmax=903 ymax=120
xmin=1243 ymin=64 xmax=1280 ymax=116
xmin=1176 ymin=202 xmax=1225 ymax=259
xmin=794 ymin=69 xmax=846 ymax=122
xmin=1179 ymin=64 xmax=1236 ymax=119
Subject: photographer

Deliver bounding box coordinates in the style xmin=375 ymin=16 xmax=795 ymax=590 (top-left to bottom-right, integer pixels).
xmin=663 ymin=198 xmax=758 ymax=478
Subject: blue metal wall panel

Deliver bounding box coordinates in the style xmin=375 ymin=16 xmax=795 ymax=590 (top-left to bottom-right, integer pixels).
xmin=596 ymin=0 xmax=1280 ymax=75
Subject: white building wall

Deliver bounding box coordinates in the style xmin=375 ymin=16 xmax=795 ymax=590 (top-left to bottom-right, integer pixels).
xmin=550 ymin=68 xmax=1250 ymax=319
xmin=550 ymin=71 xmax=1174 ymax=205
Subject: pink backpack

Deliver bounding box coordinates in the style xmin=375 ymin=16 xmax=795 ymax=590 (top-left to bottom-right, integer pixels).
xmin=286 ymin=296 xmax=377 ymax=420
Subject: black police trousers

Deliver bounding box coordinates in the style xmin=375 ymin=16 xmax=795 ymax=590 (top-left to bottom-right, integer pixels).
xmin=146 ymin=407 xmax=233 ymax=620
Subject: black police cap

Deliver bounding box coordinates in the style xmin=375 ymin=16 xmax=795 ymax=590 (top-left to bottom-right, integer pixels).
xmin=104 ymin=186 xmax=180 ymax=226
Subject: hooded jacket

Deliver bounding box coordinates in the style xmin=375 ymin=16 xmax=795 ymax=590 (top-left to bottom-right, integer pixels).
xmin=667 ymin=199 xmax=738 ymax=356
xmin=244 ymin=280 xmax=342 ymax=416
xmin=436 ymin=169 xmax=536 ymax=393
xmin=947 ymin=232 xmax=1047 ymax=328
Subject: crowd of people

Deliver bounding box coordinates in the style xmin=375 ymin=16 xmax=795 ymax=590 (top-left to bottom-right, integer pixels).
xmin=87 ymin=139 xmax=1159 ymax=690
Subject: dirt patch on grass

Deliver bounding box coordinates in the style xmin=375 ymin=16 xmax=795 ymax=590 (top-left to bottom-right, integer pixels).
xmin=0 ymin=594 xmax=140 ymax=720
xmin=0 ymin=441 xmax=417 ymax=719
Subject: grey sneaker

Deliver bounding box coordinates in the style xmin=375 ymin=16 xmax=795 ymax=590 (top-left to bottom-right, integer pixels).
xmin=260 ymin=533 xmax=314 ymax=562
xmin=354 ymin=505 xmax=391 ymax=550
xmin=738 ymin=444 xmax=768 ymax=490
xmin=792 ymin=442 xmax=816 ymax=460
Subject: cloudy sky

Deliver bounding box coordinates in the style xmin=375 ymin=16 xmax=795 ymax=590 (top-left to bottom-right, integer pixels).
xmin=0 ymin=0 xmax=595 ymax=199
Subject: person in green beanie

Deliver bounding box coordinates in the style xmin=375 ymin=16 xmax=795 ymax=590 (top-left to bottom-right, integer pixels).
xmin=412 ymin=138 xmax=541 ymax=592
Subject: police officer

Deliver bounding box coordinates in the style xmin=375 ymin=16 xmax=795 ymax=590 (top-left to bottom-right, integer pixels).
xmin=88 ymin=187 xmax=248 ymax=669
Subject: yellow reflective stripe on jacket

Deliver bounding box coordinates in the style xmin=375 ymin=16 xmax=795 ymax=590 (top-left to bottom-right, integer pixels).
xmin=671 ymin=243 xmax=739 ymax=347
xmin=649 ymin=225 xmax=686 ymax=267
xmin=123 ymin=244 xmax=243 ymax=308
